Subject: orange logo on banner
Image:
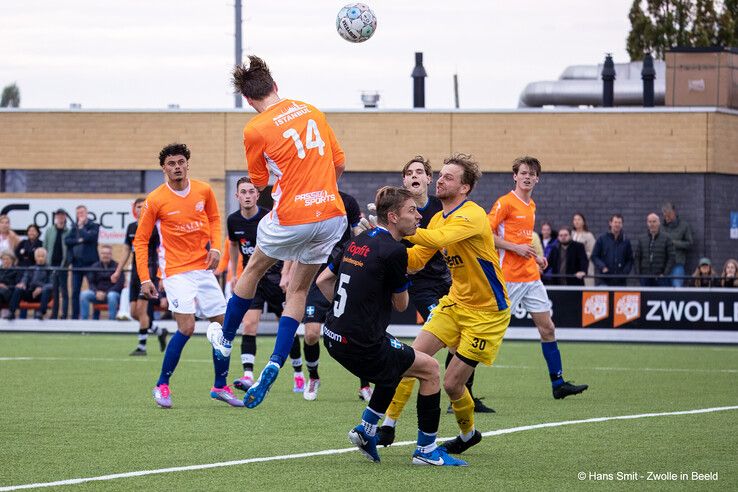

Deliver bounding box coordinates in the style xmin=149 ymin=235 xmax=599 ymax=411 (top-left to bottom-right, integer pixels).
xmin=613 ymin=292 xmax=641 ymax=327
xmin=582 ymin=292 xmax=609 ymax=327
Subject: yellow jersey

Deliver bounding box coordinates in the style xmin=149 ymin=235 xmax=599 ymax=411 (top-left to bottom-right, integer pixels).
xmin=405 ymin=200 xmax=508 ymax=311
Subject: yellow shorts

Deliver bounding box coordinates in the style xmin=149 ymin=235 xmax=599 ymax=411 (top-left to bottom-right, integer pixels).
xmin=423 ymin=295 xmax=510 ymax=366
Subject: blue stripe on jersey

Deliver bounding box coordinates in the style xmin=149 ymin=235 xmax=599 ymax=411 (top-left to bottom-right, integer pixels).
xmin=394 ymin=281 xmax=411 ymax=293
xmin=442 ymin=199 xmax=468 ymax=219
xmin=477 ymin=257 xmax=508 ymax=310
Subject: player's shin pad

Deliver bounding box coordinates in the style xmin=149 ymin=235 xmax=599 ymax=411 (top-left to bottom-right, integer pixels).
xmin=385 ymin=377 xmax=416 ymax=420
xmin=450 ymin=387 xmax=475 ymax=435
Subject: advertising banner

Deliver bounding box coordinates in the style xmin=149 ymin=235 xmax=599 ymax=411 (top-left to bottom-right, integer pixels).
xmin=0 ymin=198 xmax=137 ymax=243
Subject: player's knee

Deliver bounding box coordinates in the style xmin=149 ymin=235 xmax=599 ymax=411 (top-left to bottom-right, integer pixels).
xmin=242 ymin=320 xmax=258 ymax=335
xmin=304 ymin=325 xmax=320 ymax=345
xmin=538 ymin=321 xmax=556 ymax=340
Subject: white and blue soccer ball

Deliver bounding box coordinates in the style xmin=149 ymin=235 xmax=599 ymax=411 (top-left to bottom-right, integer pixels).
xmin=336 ymin=3 xmax=377 ymax=43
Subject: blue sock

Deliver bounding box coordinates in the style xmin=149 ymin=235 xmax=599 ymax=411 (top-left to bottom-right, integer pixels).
xmin=361 ymin=407 xmax=382 ymax=437
xmin=223 ymin=294 xmax=252 ymax=341
xmin=417 ymin=429 xmax=436 ymax=447
xmin=269 ymin=316 xmax=300 ymax=367
xmin=213 ymin=348 xmax=230 ymax=388
xmin=157 ymin=331 xmax=190 ymax=386
xmin=541 ymin=341 xmax=564 ymax=387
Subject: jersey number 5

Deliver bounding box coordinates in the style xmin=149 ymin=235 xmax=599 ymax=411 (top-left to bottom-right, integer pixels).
xmin=282 ymin=119 xmax=325 ymax=159
xmin=333 ymin=273 xmax=350 ymax=318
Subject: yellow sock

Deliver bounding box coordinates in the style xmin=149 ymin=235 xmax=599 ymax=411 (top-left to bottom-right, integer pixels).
xmin=385 ymin=377 xmax=416 ymax=421
xmin=450 ymin=387 xmax=475 ymax=435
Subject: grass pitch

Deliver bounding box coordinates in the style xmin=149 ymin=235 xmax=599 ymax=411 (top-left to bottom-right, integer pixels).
xmin=0 ymin=333 xmax=736 ymax=491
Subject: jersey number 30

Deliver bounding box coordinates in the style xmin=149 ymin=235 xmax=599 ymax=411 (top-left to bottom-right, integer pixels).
xmin=282 ymin=119 xmax=325 ymax=159
xmin=333 ymin=273 xmax=350 ymax=318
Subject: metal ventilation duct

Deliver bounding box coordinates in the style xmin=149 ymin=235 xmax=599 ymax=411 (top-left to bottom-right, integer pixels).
xmin=518 ymin=61 xmax=666 ymax=107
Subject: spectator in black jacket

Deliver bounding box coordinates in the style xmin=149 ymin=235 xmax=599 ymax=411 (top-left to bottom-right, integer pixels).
xmin=0 ymin=250 xmax=20 ymax=312
xmin=5 ymin=247 xmax=53 ymax=320
xmin=65 ymin=205 xmax=100 ymax=319
xmin=15 ymin=224 xmax=43 ymax=267
xmin=44 ymin=209 xmax=70 ymax=319
xmin=591 ymin=214 xmax=633 ymax=286
xmin=634 ymin=213 xmax=675 ymax=287
xmin=546 ymin=227 xmax=589 ymax=286
xmin=79 ymin=245 xmax=124 ymax=320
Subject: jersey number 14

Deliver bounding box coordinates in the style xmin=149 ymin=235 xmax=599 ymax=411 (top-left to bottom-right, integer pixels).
xmin=282 ymin=119 xmax=325 ymax=159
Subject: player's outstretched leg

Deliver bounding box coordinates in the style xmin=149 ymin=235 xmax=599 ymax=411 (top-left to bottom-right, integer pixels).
xmin=210 ymin=347 xmax=243 ymax=407
xmin=377 ymin=377 xmax=416 ymax=446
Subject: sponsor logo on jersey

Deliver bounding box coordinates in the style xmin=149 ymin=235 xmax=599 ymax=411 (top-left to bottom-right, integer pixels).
xmin=194 ymin=200 xmax=205 ymax=212
xmin=306 ymin=306 xmax=315 ymax=316
xmin=294 ymin=190 xmax=336 ymax=207
xmin=445 ymin=254 xmax=463 ymax=267
xmin=323 ymin=326 xmax=347 ymax=344
xmin=346 ymin=242 xmax=370 ymax=258
xmin=272 ymin=102 xmax=312 ymax=127
xmin=390 ymin=338 xmax=402 ymax=349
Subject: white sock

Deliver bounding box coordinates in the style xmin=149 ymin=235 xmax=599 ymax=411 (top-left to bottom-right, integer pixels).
xmin=460 ymin=429 xmax=475 ymax=442
xmin=382 ymin=417 xmax=396 ymax=428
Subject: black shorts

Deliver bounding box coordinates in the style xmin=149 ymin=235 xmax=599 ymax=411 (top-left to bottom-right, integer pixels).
xmin=303 ymin=281 xmax=331 ymax=324
xmin=129 ymin=268 xmax=159 ymax=301
xmin=252 ymin=273 xmax=285 ymax=317
xmin=409 ymin=278 xmax=451 ymax=321
xmin=323 ymin=333 xmax=415 ymax=387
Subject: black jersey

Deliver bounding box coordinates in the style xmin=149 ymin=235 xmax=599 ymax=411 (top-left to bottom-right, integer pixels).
xmin=325 ymin=227 xmax=409 ymax=348
xmin=125 ymin=221 xmax=160 ymax=271
xmin=227 ymin=207 xmax=282 ymax=275
xmin=404 ymin=195 xmax=451 ymax=283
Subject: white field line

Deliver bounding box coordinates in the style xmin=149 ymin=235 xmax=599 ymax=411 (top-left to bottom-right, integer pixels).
xmin=1 ymin=405 xmax=736 ymax=491
xmin=2 ymin=357 xmax=737 ymax=374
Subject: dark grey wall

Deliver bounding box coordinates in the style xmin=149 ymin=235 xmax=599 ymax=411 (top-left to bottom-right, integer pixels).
xmin=4 ymin=168 xmax=736 ymax=271
xmin=339 ymin=171 xmax=738 ymax=272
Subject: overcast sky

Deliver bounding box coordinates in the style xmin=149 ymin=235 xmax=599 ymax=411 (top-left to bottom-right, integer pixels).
xmin=2 ymin=0 xmax=633 ymax=110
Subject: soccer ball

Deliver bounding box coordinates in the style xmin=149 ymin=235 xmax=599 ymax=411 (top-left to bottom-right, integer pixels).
xmin=336 ymin=3 xmax=377 ymax=43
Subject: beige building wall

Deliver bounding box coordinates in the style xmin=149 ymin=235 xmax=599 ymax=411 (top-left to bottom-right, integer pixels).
xmin=2 ymin=109 xmax=736 ymax=175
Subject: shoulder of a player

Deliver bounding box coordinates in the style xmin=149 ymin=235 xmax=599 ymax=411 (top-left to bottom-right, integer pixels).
xmin=448 ymin=201 xmax=486 ymax=222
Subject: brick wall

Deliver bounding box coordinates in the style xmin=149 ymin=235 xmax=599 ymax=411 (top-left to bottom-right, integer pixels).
xmin=339 ymin=171 xmax=738 ymax=271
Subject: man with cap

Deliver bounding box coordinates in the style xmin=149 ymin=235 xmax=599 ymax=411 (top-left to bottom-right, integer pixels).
xmin=44 ymin=209 xmax=69 ymax=319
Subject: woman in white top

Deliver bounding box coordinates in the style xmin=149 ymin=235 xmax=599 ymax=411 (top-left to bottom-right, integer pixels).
xmin=572 ymin=212 xmax=596 ymax=286
xmin=0 ymin=215 xmax=20 ymax=254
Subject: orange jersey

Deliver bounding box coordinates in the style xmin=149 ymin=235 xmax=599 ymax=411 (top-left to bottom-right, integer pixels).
xmin=243 ymin=99 xmax=346 ymax=226
xmin=488 ymin=191 xmax=539 ymax=282
xmin=133 ymin=179 xmax=222 ymax=282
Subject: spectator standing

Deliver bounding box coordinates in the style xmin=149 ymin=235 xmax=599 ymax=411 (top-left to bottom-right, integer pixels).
xmin=540 ymin=222 xmax=557 ymax=284
xmin=44 ymin=209 xmax=70 ymax=319
xmin=14 ymin=224 xmax=43 ymax=267
xmin=65 ymin=205 xmax=100 ymax=319
xmin=0 ymin=250 xmax=20 ymax=315
xmin=571 ymin=213 xmax=596 ymax=286
xmin=720 ymin=259 xmax=738 ymax=288
xmin=0 ymin=215 xmax=20 ymax=253
xmin=79 ymin=245 xmax=124 ymax=320
xmin=634 ymin=213 xmax=675 ymax=287
xmin=661 ymin=202 xmax=694 ymax=287
xmin=546 ymin=227 xmax=589 ymax=286
xmin=691 ymin=258 xmax=716 ymax=287
xmin=5 ymin=248 xmax=53 ymax=320
xmin=591 ymin=214 xmax=633 ymax=286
